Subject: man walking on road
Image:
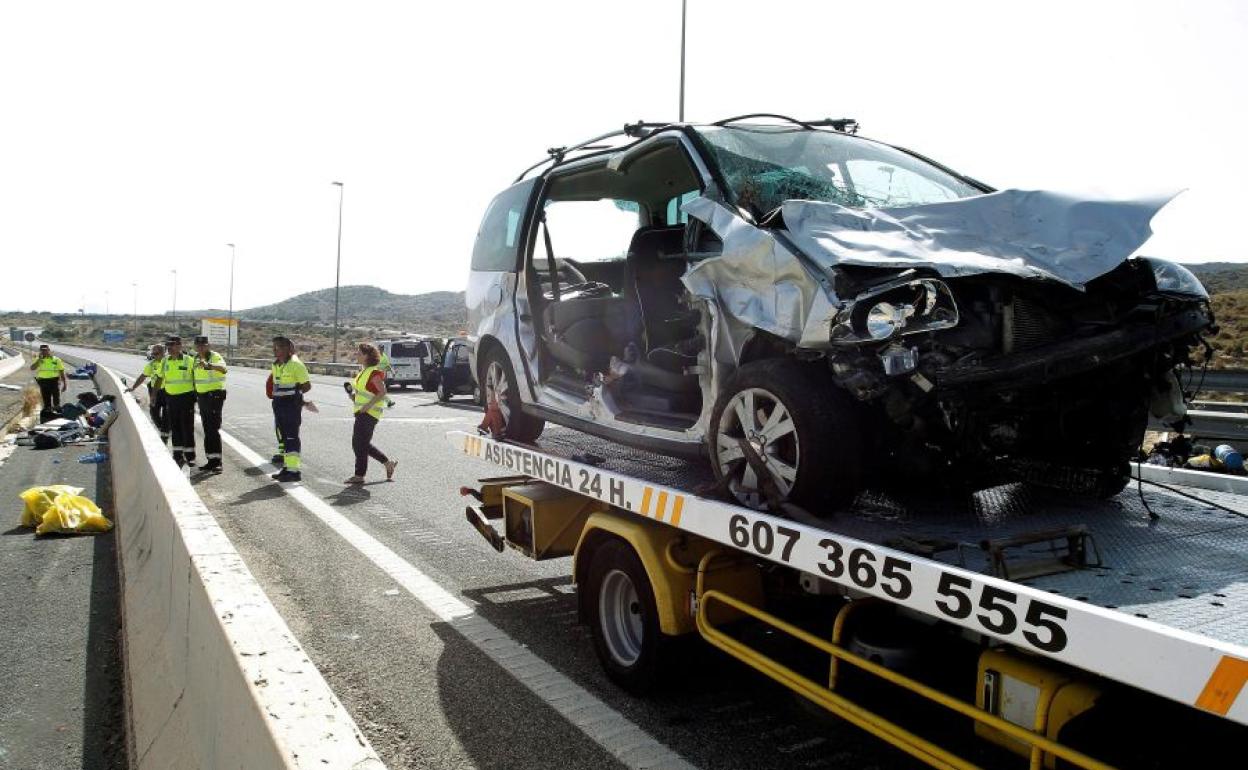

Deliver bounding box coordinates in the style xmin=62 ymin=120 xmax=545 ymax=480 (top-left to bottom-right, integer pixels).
xmin=162 ymin=335 xmax=198 ymax=468
xmin=193 ymin=335 xmax=228 ymax=473
xmin=270 ymin=336 xmax=311 ymax=482
xmin=29 ymin=344 xmax=67 ymax=413
xmin=125 ymin=343 xmax=169 ymax=444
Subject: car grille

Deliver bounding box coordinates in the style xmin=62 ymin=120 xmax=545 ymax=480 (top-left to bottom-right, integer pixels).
xmin=1006 ymin=296 xmax=1060 ymax=352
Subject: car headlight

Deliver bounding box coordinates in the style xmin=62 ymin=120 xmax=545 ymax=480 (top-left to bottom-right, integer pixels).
xmin=866 ymin=302 xmax=911 ymax=339
xmin=1142 ymin=258 xmax=1208 ymax=299
xmin=832 ymin=277 xmax=960 ymax=344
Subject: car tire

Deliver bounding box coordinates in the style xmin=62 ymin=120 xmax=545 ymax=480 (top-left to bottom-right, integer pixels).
xmin=422 ymin=380 xmax=437 ymax=393
xmin=708 ymin=358 xmax=862 ymax=515
xmin=482 ymin=347 xmax=544 ymax=442
xmin=436 ymin=381 xmax=450 ymax=402
xmin=586 ymin=539 xmax=663 ymax=694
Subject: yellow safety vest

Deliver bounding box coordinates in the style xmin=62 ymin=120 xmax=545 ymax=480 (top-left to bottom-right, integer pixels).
xmin=162 ymin=354 xmax=196 ymax=395
xmin=142 ymin=358 xmax=165 ymax=388
xmin=271 ymin=356 xmax=309 ymax=400
xmin=193 ymin=351 xmax=227 ymax=393
xmin=353 ymin=366 xmax=384 ymax=419
xmin=35 ymin=356 xmax=64 ymax=380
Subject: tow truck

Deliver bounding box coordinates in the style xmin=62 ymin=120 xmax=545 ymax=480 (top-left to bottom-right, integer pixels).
xmin=449 ymin=427 xmax=1248 ymax=769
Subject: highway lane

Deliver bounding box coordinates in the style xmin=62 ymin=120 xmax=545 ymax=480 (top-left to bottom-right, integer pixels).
xmin=64 ymin=344 xmax=917 ymax=770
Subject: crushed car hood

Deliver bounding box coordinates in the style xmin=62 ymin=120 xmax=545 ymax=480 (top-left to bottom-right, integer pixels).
xmin=780 ymin=189 xmax=1177 ymax=290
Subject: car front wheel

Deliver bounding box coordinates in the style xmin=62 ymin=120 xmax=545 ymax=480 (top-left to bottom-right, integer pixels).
xmin=709 ymin=359 xmax=862 ymax=515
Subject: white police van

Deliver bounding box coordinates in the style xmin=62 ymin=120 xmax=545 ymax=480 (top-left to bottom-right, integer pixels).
xmin=375 ymin=336 xmax=442 ymax=391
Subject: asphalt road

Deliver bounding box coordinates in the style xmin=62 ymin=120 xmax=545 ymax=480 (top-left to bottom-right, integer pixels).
xmin=0 ymin=370 xmax=126 ymax=770
xmin=62 ymin=344 xmax=920 ymax=770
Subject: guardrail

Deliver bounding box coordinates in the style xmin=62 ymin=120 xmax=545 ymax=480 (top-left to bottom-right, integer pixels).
xmin=45 ymin=341 xmax=362 ymax=377
xmin=94 ymin=363 xmax=384 ymax=769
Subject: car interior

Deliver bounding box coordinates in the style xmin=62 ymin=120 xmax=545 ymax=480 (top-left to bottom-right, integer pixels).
xmin=525 ymin=139 xmax=721 ymax=430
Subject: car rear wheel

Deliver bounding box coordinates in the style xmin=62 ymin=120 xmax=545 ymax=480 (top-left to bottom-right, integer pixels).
xmin=482 ymin=347 xmax=544 ymax=442
xmin=709 ymin=359 xmax=862 ymax=515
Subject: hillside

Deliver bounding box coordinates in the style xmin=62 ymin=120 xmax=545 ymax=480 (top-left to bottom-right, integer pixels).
xmin=1187 ymin=263 xmax=1248 ymax=295
xmin=234 ymin=285 xmax=466 ymax=328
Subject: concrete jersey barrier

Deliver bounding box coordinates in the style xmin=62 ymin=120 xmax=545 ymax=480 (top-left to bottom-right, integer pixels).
xmin=97 ymin=365 xmax=385 ymax=769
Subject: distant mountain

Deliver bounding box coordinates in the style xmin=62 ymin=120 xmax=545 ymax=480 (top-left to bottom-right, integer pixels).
xmin=190 ymin=286 xmax=467 ymax=329
xmin=1188 ymin=263 xmax=1248 ymax=295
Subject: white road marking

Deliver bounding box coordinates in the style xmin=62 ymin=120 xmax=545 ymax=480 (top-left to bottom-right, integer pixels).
xmin=219 ymin=428 xmax=696 ymax=770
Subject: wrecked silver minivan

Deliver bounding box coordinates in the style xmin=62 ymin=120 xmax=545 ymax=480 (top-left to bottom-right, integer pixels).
xmin=467 ymin=116 xmax=1213 ymax=513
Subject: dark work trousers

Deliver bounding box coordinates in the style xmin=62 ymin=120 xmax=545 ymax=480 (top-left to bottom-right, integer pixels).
xmin=272 ymin=397 xmax=303 ymax=470
xmin=166 ymin=392 xmax=197 ymax=466
xmin=352 ymin=412 xmax=389 ymax=476
xmin=37 ymin=378 xmax=61 ymax=410
xmin=148 ymin=387 xmax=169 ymax=444
xmin=196 ymin=390 xmax=227 ymax=460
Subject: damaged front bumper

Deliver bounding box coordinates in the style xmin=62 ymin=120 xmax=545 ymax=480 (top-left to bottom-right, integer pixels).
xmin=931 ymin=305 xmax=1211 ymax=391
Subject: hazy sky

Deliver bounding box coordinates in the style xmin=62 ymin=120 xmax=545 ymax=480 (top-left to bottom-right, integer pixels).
xmin=2 ymin=0 xmax=1245 ymax=315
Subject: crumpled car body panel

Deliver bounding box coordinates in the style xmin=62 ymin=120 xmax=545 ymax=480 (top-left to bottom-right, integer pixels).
xmin=782 ymin=189 xmax=1175 ymax=291
xmin=683 ymin=189 xmax=1176 ymax=362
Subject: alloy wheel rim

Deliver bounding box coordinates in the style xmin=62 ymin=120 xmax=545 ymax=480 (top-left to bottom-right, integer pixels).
xmin=598 ymin=569 xmax=644 ymax=666
xmin=714 ymin=387 xmax=800 ymax=509
xmin=485 ymin=361 xmax=511 ymax=423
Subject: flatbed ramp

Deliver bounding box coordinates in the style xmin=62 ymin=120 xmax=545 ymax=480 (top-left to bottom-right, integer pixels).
xmin=451 ymin=426 xmax=1248 ymax=730
xmin=541 ymin=428 xmax=1248 ymax=649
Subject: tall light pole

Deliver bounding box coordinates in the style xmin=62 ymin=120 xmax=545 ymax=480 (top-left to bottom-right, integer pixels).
xmin=132 ymin=282 xmax=138 ymax=340
xmin=171 ymin=269 xmax=178 ymax=337
xmin=226 ymin=243 xmax=236 ymax=361
xmin=679 ymin=0 xmax=687 ymax=121
xmin=331 ymin=181 xmax=344 ymax=363
xmin=104 ymin=290 xmax=110 ymax=315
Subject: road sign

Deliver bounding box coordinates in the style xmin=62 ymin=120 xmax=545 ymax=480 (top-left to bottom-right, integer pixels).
xmin=200 ymin=318 xmax=239 ymax=347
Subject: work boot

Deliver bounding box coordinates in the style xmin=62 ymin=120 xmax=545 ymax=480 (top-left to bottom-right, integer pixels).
xmin=273 ymin=469 xmax=302 ymax=483
xmin=203 ymin=459 xmax=223 ymax=473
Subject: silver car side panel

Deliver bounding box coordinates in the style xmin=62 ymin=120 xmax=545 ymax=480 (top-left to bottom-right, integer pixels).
xmin=467 ymin=270 xmax=536 ymax=400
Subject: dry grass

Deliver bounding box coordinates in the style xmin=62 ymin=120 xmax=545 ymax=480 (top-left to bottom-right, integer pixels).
xmin=21 ymin=385 xmax=40 ymax=417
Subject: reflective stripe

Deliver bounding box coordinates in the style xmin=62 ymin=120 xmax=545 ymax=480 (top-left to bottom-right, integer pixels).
xmin=272 ymin=390 xmax=301 ymax=397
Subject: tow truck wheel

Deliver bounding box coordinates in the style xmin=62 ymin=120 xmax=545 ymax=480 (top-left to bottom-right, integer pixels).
xmin=482 ymin=347 xmax=544 ymax=442
xmin=710 ymin=359 xmax=862 ymax=514
xmin=586 ymin=539 xmax=662 ymax=694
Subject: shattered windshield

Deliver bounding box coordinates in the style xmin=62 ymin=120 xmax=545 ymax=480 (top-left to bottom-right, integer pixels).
xmin=695 ymin=126 xmax=982 ymax=215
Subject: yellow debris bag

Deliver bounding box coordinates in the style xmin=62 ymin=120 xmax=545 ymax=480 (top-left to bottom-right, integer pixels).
xmin=19 ymin=485 xmax=82 ymax=527
xmin=19 ymin=486 xmax=112 ymax=535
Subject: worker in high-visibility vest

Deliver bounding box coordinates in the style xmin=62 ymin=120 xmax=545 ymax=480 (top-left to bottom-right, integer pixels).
xmin=125 ymin=343 xmax=169 ymax=444
xmin=270 ymin=335 xmax=311 ymax=482
xmin=162 ymin=335 xmax=199 ymax=468
xmin=344 ymin=342 xmax=397 ymax=484
xmin=29 ymin=344 xmax=67 ymax=412
xmin=193 ymin=335 xmax=228 ymax=473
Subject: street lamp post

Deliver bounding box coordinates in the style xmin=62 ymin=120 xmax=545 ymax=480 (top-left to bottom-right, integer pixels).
xmin=679 ymin=0 xmax=687 ymax=121
xmin=226 ymin=243 xmax=236 ymax=361
xmin=331 ymin=181 xmax=344 ymax=363
xmin=171 ymin=269 xmax=178 ymax=337
xmin=132 ymin=282 xmax=138 ymax=340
